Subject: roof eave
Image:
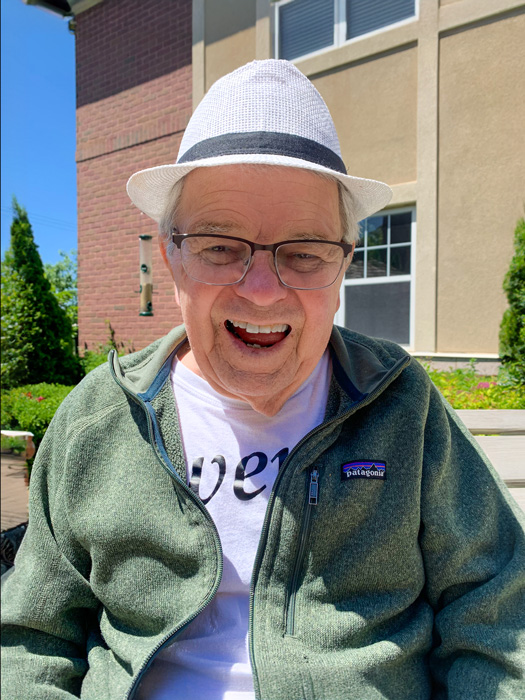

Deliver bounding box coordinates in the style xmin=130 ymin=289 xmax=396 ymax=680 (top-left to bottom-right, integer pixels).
xmin=22 ymin=0 xmax=104 ymax=17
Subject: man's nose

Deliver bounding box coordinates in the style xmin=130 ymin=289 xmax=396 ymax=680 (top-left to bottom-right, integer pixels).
xmin=234 ymin=251 xmax=288 ymax=305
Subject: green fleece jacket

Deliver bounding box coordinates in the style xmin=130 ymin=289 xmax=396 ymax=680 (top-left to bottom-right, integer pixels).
xmin=2 ymin=326 xmax=525 ymax=699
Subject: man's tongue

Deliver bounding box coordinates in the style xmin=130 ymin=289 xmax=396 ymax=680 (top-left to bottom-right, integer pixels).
xmin=231 ymin=325 xmax=288 ymax=347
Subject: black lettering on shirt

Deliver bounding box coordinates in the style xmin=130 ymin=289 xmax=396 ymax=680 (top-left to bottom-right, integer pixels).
xmin=234 ymin=452 xmax=268 ymax=501
xmin=189 ymin=455 xmax=226 ymax=504
xmin=271 ymin=447 xmax=289 ymax=471
xmin=189 ymin=448 xmax=289 ymax=504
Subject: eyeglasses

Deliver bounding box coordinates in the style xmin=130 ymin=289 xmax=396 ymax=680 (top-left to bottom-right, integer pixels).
xmin=171 ymin=231 xmax=353 ymax=290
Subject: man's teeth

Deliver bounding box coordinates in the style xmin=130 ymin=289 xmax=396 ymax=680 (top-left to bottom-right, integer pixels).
xmin=230 ymin=320 xmax=290 ymax=334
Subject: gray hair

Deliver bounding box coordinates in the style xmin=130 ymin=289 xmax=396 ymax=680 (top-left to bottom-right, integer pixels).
xmin=159 ymin=167 xmax=360 ymax=256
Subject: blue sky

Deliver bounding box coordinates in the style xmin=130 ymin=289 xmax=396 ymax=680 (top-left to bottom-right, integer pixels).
xmin=1 ymin=0 xmax=77 ymax=265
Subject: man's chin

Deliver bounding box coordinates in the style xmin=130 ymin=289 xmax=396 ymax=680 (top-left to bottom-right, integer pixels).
xmin=209 ymin=362 xmax=300 ymax=415
xmin=217 ymin=365 xmax=292 ymax=396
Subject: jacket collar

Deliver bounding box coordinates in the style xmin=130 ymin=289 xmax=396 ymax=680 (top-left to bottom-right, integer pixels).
xmin=109 ymin=324 xmax=410 ymax=406
xmin=329 ymin=326 xmax=410 ymax=400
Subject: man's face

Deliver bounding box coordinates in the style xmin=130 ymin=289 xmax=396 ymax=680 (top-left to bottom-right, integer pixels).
xmin=161 ymin=165 xmax=350 ymax=416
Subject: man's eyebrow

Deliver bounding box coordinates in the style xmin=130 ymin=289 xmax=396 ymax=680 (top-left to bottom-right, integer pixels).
xmin=185 ymin=223 xmax=335 ymax=241
xmin=190 ymin=221 xmax=238 ymax=234
xmin=285 ymin=231 xmax=332 ymax=241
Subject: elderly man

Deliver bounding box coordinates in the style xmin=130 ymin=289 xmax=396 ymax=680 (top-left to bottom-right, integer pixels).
xmin=2 ymin=60 xmax=524 ymax=700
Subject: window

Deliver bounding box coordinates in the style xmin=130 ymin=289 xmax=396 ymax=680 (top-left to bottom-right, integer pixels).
xmin=346 ymin=0 xmax=416 ymax=40
xmin=278 ymin=0 xmax=335 ymax=61
xmin=275 ymin=0 xmax=416 ymax=62
xmin=335 ymin=208 xmax=415 ymax=346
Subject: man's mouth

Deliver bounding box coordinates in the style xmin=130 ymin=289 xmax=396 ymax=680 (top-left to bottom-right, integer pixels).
xmin=225 ymin=319 xmax=291 ymax=348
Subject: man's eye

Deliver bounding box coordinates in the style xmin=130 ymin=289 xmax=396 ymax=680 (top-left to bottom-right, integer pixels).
xmin=200 ymin=244 xmax=244 ymax=265
xmin=293 ymin=252 xmax=319 ymax=260
xmin=207 ymin=245 xmax=232 ymax=253
xmin=203 ymin=244 xmax=242 ymax=255
xmin=289 ymin=253 xmax=323 ymax=264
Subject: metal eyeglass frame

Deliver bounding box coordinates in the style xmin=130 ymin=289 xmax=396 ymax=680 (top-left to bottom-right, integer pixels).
xmin=171 ymin=230 xmax=354 ymax=290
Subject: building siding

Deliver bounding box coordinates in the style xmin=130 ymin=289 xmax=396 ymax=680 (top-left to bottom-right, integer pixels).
xmin=75 ymin=0 xmax=191 ymax=351
xmin=312 ymin=45 xmax=418 ymax=186
xmin=437 ymin=9 xmax=525 ymax=352
xmin=74 ymin=0 xmax=525 ymax=355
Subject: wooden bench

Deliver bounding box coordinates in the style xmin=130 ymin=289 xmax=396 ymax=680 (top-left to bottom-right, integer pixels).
xmin=457 ymin=410 xmax=525 ymax=513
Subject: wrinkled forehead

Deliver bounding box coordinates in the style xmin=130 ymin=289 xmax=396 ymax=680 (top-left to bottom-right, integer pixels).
xmin=176 ymin=165 xmax=342 ymax=234
xmin=183 ymin=162 xmax=340 ymax=194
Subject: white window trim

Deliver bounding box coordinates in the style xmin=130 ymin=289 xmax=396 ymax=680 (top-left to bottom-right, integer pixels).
xmin=334 ymin=206 xmax=416 ymax=350
xmin=273 ymin=0 xmax=419 ymax=63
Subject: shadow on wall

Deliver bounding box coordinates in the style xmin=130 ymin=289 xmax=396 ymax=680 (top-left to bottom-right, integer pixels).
xmin=76 ymin=0 xmax=193 ymax=107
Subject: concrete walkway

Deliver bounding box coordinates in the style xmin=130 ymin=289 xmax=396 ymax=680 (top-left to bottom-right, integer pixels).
xmin=1 ymin=453 xmax=29 ymax=531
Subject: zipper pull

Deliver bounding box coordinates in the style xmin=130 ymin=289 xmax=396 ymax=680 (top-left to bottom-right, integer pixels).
xmin=309 ymin=468 xmax=319 ymax=506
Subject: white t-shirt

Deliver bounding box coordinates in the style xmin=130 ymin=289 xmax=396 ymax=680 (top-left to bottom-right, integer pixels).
xmin=136 ymin=351 xmax=331 ymax=700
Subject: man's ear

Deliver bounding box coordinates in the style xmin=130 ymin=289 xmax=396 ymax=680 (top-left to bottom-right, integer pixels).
xmin=158 ymin=235 xmax=182 ymax=305
xmin=158 ymin=235 xmax=170 ymax=267
xmin=334 ymin=243 xmax=355 ymax=315
xmin=173 ymin=281 xmax=181 ymax=306
xmin=344 ymin=242 xmax=355 ymax=270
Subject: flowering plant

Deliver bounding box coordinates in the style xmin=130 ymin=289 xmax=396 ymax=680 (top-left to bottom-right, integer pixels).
xmin=1 ymin=383 xmax=75 ymax=444
xmin=421 ymin=361 xmax=525 ymax=409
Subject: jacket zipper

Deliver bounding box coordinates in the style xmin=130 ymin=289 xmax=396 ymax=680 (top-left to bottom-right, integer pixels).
xmin=285 ymin=467 xmax=319 ymax=636
xmin=108 ymin=358 xmax=224 ymax=700
xmin=248 ymin=413 xmax=348 ymax=696
xmin=248 ymin=354 xmax=410 ymax=699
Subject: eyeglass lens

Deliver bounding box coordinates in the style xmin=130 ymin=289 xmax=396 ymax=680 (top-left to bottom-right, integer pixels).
xmin=180 ymin=236 xmax=345 ymax=290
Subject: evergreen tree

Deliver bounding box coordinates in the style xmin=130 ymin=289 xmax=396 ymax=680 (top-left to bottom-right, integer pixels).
xmin=1 ymin=199 xmax=81 ymax=390
xmin=44 ymin=250 xmax=78 ymax=328
xmin=499 ymin=217 xmax=525 ymax=384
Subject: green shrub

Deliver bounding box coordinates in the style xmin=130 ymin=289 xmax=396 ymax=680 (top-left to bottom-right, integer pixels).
xmin=421 ymin=361 xmax=525 ymax=409
xmin=0 ymin=435 xmax=27 ymax=455
xmin=499 ymin=217 xmax=525 ymax=385
xmin=80 ymin=350 xmax=110 ymax=375
xmin=79 ymin=321 xmax=135 ymax=376
xmin=1 ymin=383 xmax=75 ymax=444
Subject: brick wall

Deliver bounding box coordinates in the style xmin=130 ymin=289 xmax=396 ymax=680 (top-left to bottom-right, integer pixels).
xmin=75 ymin=0 xmax=192 ymax=351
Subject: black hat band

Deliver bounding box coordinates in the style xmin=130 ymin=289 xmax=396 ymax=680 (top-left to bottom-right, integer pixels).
xmin=178 ymin=131 xmax=347 ymax=175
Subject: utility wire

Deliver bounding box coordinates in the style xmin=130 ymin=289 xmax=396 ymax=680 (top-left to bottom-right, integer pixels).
xmin=1 ymin=207 xmax=77 ymax=232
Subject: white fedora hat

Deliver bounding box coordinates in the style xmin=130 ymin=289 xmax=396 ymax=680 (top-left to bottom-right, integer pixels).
xmin=126 ymin=59 xmax=392 ymax=223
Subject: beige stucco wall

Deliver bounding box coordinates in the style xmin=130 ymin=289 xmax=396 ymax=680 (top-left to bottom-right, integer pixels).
xmin=195 ymin=0 xmax=524 ymax=355
xmin=437 ymin=11 xmax=525 ymax=353
xmin=204 ymin=0 xmax=256 ymax=90
xmin=312 ymin=46 xmax=418 ymax=186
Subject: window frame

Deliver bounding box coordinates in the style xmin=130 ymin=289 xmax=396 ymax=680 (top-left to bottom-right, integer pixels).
xmin=334 ymin=206 xmax=417 ymax=349
xmin=273 ymin=0 xmax=419 ymax=63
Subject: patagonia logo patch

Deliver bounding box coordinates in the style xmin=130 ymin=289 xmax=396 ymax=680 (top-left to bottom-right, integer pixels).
xmin=341 ymin=460 xmax=386 ymax=481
